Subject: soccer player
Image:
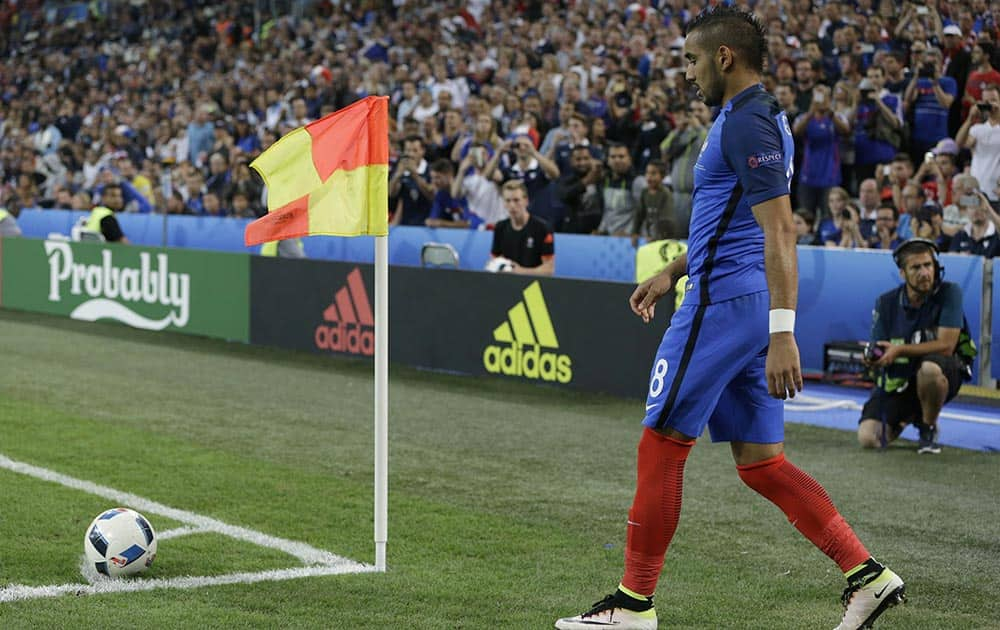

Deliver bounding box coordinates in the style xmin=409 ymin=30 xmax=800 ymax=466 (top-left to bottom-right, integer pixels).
xmin=555 ymin=8 xmax=905 ymax=630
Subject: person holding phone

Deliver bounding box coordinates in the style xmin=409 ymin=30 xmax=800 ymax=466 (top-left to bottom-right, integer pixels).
xmin=903 ymin=47 xmax=958 ymax=165
xmin=792 ymin=84 xmax=850 ymax=221
xmin=959 ymin=42 xmax=1000 ymax=121
xmin=957 ymin=85 xmax=1000 ymax=201
xmin=852 ymin=66 xmax=902 ymax=183
xmin=948 ymin=190 xmax=1000 ymax=257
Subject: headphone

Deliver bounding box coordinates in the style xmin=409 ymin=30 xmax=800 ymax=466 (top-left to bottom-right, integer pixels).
xmin=892 ymin=238 xmax=944 ymax=288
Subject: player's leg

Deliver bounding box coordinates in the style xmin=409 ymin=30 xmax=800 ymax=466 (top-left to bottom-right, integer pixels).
xmin=718 ymin=357 xmax=904 ymax=629
xmin=555 ymin=300 xmax=750 ymax=630
xmin=554 ymin=426 xmax=693 ymax=630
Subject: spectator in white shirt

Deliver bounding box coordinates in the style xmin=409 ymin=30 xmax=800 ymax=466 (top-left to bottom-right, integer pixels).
xmin=957 ymin=85 xmax=1000 ymax=201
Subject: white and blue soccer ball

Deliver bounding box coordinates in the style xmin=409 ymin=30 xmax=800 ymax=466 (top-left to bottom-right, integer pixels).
xmin=84 ymin=508 xmax=157 ymax=577
xmin=485 ymin=256 xmax=514 ymax=273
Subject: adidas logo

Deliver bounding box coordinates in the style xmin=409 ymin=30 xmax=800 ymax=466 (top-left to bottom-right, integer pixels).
xmin=314 ymin=268 xmax=374 ymax=356
xmin=482 ymin=281 xmax=572 ymax=383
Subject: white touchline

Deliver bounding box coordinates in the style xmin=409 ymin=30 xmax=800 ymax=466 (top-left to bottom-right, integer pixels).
xmin=0 ymin=453 xmax=378 ymax=603
xmin=1 ymin=566 xmax=377 ymax=603
xmin=156 ymin=526 xmax=211 ymax=541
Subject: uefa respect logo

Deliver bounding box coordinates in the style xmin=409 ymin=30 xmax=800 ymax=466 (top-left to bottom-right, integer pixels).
xmin=482 ymin=281 xmax=572 ymax=383
xmin=746 ymin=150 xmax=783 ymax=169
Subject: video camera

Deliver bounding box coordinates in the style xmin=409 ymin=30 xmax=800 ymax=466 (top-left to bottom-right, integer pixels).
xmin=863 ymin=342 xmax=884 ymax=363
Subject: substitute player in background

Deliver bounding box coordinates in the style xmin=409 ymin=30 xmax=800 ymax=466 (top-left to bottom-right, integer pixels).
xmin=556 ymin=8 xmax=905 ymax=630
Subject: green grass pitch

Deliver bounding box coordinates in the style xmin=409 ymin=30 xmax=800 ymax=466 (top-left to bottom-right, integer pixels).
xmin=0 ymin=309 xmax=997 ymax=629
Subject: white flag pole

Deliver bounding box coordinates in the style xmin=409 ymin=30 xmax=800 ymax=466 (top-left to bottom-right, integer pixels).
xmin=374 ymin=233 xmax=388 ymax=571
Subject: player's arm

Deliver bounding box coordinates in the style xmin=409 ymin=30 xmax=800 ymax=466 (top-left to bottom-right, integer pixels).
xmin=752 ymin=194 xmax=803 ymax=400
xmin=629 ymin=252 xmax=687 ymax=323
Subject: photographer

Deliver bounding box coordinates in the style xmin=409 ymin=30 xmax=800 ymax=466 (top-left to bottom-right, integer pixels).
xmin=659 ymin=100 xmax=710 ymax=237
xmin=868 ymin=203 xmax=905 ymax=250
xmin=853 ymin=67 xmax=902 ymax=183
xmin=956 ymin=85 xmax=1000 ymax=202
xmin=484 ymin=128 xmax=560 ymax=224
xmin=556 ymin=144 xmax=604 ymax=234
xmin=793 ymin=84 xmax=850 ymax=220
xmin=858 ymin=239 xmax=975 ymax=454
xmin=959 ymin=43 xmax=1000 ymax=123
xmin=904 ymin=47 xmax=958 ymax=164
xmin=824 ymin=201 xmax=867 ymax=248
xmin=389 ymin=135 xmax=434 ymax=226
xmin=605 ymin=71 xmax=640 ymax=148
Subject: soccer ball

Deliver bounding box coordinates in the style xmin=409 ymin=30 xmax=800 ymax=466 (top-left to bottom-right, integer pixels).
xmin=83 ymin=508 xmax=158 ymax=577
xmin=485 ymin=256 xmax=514 ymax=273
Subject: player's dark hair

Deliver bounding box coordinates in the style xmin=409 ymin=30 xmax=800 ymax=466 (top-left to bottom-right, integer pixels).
xmin=685 ymin=6 xmax=767 ymax=73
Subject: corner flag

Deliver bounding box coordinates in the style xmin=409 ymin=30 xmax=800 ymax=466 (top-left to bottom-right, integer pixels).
xmin=244 ymin=95 xmax=389 ymax=246
xmin=244 ymin=96 xmax=391 ymax=572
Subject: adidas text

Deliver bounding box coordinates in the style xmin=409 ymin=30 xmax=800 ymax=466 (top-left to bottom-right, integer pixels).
xmin=482 ymin=343 xmax=572 ymax=383
xmin=315 ymin=322 xmax=374 ymax=355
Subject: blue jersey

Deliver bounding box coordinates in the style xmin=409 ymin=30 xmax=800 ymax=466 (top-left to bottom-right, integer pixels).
xmin=687 ymin=84 xmax=793 ymax=305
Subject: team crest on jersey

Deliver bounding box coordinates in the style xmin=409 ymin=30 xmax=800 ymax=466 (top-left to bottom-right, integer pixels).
xmin=747 ymin=151 xmax=783 ymax=169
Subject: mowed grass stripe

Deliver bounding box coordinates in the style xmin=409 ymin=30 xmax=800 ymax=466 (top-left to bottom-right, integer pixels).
xmin=0 ymin=308 xmax=997 ymax=628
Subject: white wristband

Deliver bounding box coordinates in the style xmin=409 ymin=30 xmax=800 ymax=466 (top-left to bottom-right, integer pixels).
xmin=769 ymin=309 xmax=796 ymax=334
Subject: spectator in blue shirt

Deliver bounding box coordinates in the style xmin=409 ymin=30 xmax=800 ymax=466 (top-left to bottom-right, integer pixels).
xmin=868 ymin=204 xmax=906 ymax=250
xmin=904 ymin=47 xmax=958 ymax=163
xmin=793 ymin=84 xmax=850 ymax=220
xmin=853 ymin=67 xmax=904 ymax=183
xmin=186 ymin=106 xmax=216 ymax=167
xmin=389 ymin=135 xmax=434 ymax=226
xmin=425 ymin=158 xmax=476 ymax=229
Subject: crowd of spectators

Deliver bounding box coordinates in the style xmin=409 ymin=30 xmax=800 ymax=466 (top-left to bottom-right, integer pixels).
xmin=2 ymin=0 xmax=1000 ymax=257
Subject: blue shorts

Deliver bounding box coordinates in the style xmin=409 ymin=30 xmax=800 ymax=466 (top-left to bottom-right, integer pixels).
xmin=641 ymin=290 xmax=784 ymax=443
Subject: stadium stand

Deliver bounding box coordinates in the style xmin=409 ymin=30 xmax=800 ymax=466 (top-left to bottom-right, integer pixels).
xmin=1 ymin=0 xmax=999 ymax=259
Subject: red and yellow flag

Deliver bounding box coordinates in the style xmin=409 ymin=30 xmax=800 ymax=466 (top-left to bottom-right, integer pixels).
xmin=244 ymin=96 xmax=389 ymax=246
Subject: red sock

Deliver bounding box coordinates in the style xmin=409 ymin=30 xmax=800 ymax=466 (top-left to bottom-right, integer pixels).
xmin=621 ymin=427 xmax=693 ymax=597
xmin=736 ymin=453 xmax=870 ymax=572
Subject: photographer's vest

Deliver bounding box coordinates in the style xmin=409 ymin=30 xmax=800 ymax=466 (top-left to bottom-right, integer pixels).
xmin=874 ymin=283 xmax=976 ymax=392
xmin=85 ymin=206 xmax=114 ymax=234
